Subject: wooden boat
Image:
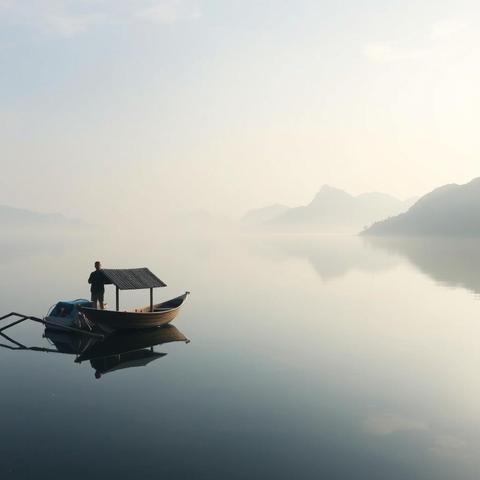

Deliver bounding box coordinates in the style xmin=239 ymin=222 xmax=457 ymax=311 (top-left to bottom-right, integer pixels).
xmin=79 ymin=292 xmax=189 ymax=333
xmin=77 ymin=267 xmax=190 ymax=332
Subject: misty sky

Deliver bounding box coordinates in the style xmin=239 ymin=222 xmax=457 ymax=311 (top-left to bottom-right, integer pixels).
xmin=1 ymin=0 xmax=479 ymax=222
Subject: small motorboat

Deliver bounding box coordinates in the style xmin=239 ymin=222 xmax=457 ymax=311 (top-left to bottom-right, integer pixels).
xmin=78 ymin=267 xmax=189 ymax=332
xmin=44 ymin=299 xmax=95 ymax=332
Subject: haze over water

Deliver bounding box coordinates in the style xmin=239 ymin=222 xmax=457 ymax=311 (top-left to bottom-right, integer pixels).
xmin=2 ymin=1 xmax=480 ymax=478
xmin=1 ymin=232 xmax=479 ymax=479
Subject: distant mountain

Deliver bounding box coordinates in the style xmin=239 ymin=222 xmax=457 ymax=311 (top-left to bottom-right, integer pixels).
xmin=362 ymin=178 xmax=480 ymax=236
xmin=241 ymin=204 xmax=290 ymax=228
xmin=0 ymin=205 xmax=84 ymax=229
xmin=164 ymin=209 xmax=237 ymax=234
xmin=247 ymin=186 xmax=411 ymax=234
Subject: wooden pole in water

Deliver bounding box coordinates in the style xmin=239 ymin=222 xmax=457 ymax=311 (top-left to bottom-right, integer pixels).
xmin=116 ymin=286 xmax=119 ymax=311
xmin=150 ymin=288 xmax=153 ymax=312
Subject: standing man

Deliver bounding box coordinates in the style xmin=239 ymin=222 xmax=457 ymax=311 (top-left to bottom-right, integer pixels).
xmin=88 ymin=261 xmax=105 ymax=309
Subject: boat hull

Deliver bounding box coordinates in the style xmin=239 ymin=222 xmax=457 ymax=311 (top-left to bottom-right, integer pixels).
xmin=79 ymin=293 xmax=189 ymax=332
xmin=44 ymin=316 xmax=76 ymax=331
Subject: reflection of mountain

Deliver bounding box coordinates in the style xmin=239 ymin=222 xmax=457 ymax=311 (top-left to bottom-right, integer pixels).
xmin=365 ymin=237 xmax=480 ymax=294
xmin=243 ymin=186 xmax=411 ymax=233
xmin=363 ymin=178 xmax=480 ymax=236
xmin=251 ymin=236 xmax=398 ymax=281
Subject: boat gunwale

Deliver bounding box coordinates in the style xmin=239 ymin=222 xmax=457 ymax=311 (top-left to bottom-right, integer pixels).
xmin=79 ymin=292 xmax=189 ymax=316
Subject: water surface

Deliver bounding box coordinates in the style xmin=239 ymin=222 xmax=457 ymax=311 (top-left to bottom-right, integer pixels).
xmin=1 ymin=232 xmax=479 ymax=479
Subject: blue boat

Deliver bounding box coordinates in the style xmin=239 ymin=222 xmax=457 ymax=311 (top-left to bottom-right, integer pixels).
xmin=45 ymin=299 xmax=94 ymax=332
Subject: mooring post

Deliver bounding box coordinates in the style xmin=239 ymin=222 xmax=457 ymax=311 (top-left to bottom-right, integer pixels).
xmin=116 ymin=286 xmax=119 ymax=311
xmin=150 ymin=288 xmax=153 ymax=312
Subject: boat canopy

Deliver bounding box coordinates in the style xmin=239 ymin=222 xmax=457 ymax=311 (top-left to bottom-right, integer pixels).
xmin=102 ymin=268 xmax=166 ymax=290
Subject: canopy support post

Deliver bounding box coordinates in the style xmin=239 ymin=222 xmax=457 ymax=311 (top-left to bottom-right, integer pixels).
xmin=116 ymin=287 xmax=119 ymax=311
xmin=150 ymin=288 xmax=153 ymax=312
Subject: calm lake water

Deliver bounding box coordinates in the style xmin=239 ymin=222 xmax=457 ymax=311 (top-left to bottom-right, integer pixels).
xmin=1 ymin=231 xmax=480 ymax=479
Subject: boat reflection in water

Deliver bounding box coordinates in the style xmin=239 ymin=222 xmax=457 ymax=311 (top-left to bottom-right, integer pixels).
xmin=2 ymin=325 xmax=190 ymax=380
xmin=79 ymin=326 xmax=189 ymax=379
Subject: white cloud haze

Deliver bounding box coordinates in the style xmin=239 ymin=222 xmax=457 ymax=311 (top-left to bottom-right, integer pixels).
xmin=430 ymin=18 xmax=468 ymax=40
xmin=0 ymin=0 xmax=200 ymax=36
xmin=136 ymin=1 xmax=201 ymax=24
xmin=1 ymin=1 xmax=480 ymax=223
xmin=363 ymin=43 xmax=428 ymax=62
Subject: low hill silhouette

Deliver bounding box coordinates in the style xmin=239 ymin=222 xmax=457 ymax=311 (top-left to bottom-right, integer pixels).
xmin=241 ymin=204 xmax=290 ymax=228
xmin=0 ymin=205 xmax=85 ymax=229
xmin=243 ymin=186 xmax=411 ymax=234
xmin=363 ymin=178 xmax=480 ymax=236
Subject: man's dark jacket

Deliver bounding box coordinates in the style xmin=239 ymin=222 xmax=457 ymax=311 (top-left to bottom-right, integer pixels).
xmin=88 ymin=270 xmax=105 ymax=294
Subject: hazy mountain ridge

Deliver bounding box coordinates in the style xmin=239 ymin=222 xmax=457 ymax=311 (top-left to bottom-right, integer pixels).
xmin=243 ymin=186 xmax=412 ymax=233
xmin=0 ymin=205 xmax=85 ymax=228
xmin=241 ymin=204 xmax=291 ymax=227
xmin=362 ymin=178 xmax=480 ymax=236
xmin=164 ymin=209 xmax=237 ymax=233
